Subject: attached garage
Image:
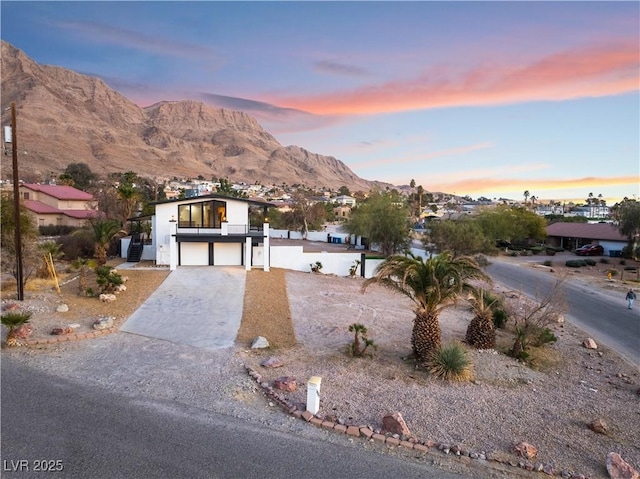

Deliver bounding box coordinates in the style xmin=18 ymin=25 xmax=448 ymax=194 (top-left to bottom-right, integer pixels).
xmin=180 ymin=243 xmax=209 ymax=266
xmin=214 ymin=243 xmax=242 ymax=266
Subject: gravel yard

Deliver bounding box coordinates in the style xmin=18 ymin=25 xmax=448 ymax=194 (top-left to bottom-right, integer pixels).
xmin=2 ymin=254 xmax=639 ymax=479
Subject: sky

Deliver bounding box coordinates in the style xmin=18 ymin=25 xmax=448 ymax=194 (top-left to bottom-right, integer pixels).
xmin=1 ymin=1 xmax=638 ymax=204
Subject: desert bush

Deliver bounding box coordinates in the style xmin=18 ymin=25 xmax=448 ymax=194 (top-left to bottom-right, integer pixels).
xmin=543 ymin=260 xmax=553 ymax=267
xmin=310 ymin=261 xmax=323 ymax=273
xmin=1 ymin=311 xmax=33 ymax=347
xmin=427 ymin=342 xmax=473 ymax=381
xmin=566 ymin=260 xmax=586 ymax=268
xmin=58 ymin=232 xmax=94 ymax=260
xmin=346 ymin=323 xmax=377 ymax=357
xmin=530 ymin=246 xmax=544 ymax=255
xmin=493 ymin=308 xmax=508 ymax=329
xmin=349 ymin=260 xmax=361 ymax=277
xmin=39 ymin=225 xmax=76 ymax=236
xmin=474 ymin=254 xmax=490 ymax=267
xmin=95 ymin=265 xmax=123 ymax=293
xmin=600 ymin=258 xmax=610 ymax=264
xmin=584 ymin=259 xmax=596 ymax=266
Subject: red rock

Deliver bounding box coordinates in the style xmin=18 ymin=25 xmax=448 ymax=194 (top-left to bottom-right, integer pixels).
xmin=606 ymin=452 xmax=639 ymax=479
xmin=382 ymin=412 xmax=411 ymax=436
xmin=13 ymin=324 xmax=33 ymax=339
xmin=273 ymin=376 xmax=297 ymax=392
xmin=514 ymin=442 xmax=537 ymax=459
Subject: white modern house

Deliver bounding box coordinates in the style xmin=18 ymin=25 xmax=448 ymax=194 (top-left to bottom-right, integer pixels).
xmin=123 ymin=194 xmax=271 ymax=271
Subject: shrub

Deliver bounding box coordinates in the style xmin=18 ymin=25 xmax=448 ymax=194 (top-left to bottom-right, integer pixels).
xmin=532 ymin=328 xmax=558 ymax=347
xmin=95 ymin=266 xmax=123 ymax=293
xmin=310 ymin=261 xmax=323 ymax=273
xmin=39 ymin=225 xmax=76 ymax=236
xmin=426 ymin=342 xmax=473 ymax=382
xmin=346 ymin=323 xmax=377 ymax=357
xmin=600 ymin=258 xmax=610 ymax=264
xmin=584 ymin=259 xmax=596 ymax=266
xmin=492 ymin=308 xmax=508 ymax=329
xmin=543 ymin=260 xmax=553 ymax=267
xmin=348 ymin=260 xmax=361 ymax=277
xmin=530 ymin=246 xmax=544 ymax=255
xmin=619 ymin=259 xmax=626 ymax=266
xmin=566 ymin=260 xmax=586 ymax=268
xmin=58 ymin=232 xmax=94 ymax=260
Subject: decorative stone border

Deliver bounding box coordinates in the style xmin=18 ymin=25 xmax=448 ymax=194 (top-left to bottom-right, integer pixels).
xmin=21 ymin=327 xmax=119 ymax=347
xmin=245 ymin=366 xmax=592 ymax=479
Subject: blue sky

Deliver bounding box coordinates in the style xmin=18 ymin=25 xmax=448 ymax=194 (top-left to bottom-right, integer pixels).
xmin=2 ymin=1 xmax=638 ymax=203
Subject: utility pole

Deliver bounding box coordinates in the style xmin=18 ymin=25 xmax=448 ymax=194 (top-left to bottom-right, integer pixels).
xmin=10 ymin=102 xmax=24 ymax=300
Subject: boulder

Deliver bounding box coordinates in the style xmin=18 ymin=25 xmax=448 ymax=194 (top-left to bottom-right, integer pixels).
xmin=56 ymin=303 xmax=69 ymax=313
xmin=606 ymin=452 xmax=639 ymax=479
xmin=261 ymin=357 xmax=284 ymax=368
xmin=93 ymin=316 xmax=114 ymax=330
xmin=13 ymin=323 xmax=33 ymax=340
xmin=100 ymin=294 xmax=117 ymax=303
xmin=382 ymin=412 xmax=411 ymax=436
xmin=514 ymin=441 xmax=538 ymax=459
xmin=251 ymin=336 xmax=269 ymax=349
xmin=583 ymin=338 xmax=598 ymax=349
xmin=588 ymin=418 xmax=609 ymax=435
xmin=273 ymin=376 xmax=297 ymax=392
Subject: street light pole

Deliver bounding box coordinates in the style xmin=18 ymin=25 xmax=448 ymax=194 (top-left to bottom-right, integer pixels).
xmin=10 ymin=102 xmax=24 ymax=300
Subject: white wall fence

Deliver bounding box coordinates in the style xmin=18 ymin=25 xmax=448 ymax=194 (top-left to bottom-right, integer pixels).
xmin=269 ymin=229 xmax=363 ymax=247
xmin=270 ymin=246 xmax=385 ymax=278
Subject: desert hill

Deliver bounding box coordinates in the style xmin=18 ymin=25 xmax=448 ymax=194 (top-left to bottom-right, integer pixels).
xmin=0 ymin=41 xmax=385 ymax=192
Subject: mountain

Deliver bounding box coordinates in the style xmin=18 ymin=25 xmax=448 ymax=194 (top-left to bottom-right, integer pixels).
xmin=0 ymin=41 xmax=386 ymax=192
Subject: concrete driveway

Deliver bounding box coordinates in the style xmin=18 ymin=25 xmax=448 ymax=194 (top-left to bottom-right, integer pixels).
xmin=120 ymin=267 xmax=246 ymax=350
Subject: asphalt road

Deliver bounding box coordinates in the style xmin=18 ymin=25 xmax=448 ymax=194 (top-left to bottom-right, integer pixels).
xmin=485 ymin=258 xmax=640 ymax=368
xmin=1 ymin=357 xmax=476 ymax=479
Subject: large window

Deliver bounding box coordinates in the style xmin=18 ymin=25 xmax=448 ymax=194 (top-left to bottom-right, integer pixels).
xmin=178 ymin=200 xmax=226 ymax=228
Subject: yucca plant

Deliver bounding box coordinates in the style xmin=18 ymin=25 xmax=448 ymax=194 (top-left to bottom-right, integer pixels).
xmin=427 ymin=342 xmax=473 ymax=382
xmin=1 ymin=311 xmax=33 ymax=347
xmin=465 ymin=289 xmax=497 ymax=349
xmin=347 ymin=323 xmax=377 ymax=357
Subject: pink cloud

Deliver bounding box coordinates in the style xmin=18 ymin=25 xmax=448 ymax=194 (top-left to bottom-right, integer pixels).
xmin=272 ymin=40 xmax=639 ymax=115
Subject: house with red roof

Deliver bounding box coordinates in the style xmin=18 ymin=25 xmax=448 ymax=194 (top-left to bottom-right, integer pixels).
xmin=19 ymin=183 xmax=99 ymax=228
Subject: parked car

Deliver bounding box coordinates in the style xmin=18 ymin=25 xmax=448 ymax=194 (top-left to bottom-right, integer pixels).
xmin=575 ymin=244 xmax=604 ymax=256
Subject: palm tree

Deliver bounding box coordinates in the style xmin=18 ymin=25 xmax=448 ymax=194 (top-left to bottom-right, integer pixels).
xmin=523 ymin=190 xmax=530 ymax=206
xmin=90 ymin=219 xmax=125 ymax=265
xmin=465 ymin=289 xmax=497 ymax=349
xmin=117 ymin=183 xmax=139 ymax=228
xmin=362 ymin=252 xmax=489 ymax=361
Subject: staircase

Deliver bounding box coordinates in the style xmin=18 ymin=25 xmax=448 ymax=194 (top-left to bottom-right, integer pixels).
xmin=127 ymin=234 xmax=143 ymax=263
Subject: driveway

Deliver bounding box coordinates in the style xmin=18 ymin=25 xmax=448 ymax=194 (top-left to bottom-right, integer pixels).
xmin=120 ymin=267 xmax=246 ymax=350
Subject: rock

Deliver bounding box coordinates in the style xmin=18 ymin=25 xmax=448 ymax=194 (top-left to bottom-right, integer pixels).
xmin=514 ymin=442 xmax=537 ymax=459
xmin=114 ymin=284 xmax=127 ymax=293
xmin=606 ymin=452 xmax=639 ymax=479
xmin=583 ymin=338 xmax=598 ymax=349
xmin=251 ymin=336 xmax=269 ymax=349
xmin=273 ymin=376 xmax=297 ymax=392
xmin=93 ymin=316 xmax=114 ymax=330
xmin=588 ymin=418 xmax=609 ymax=435
xmin=56 ymin=303 xmax=69 ymax=313
xmin=556 ymin=314 xmax=565 ymax=324
xmin=260 ymin=357 xmax=283 ymax=368
xmin=100 ymin=293 xmax=117 ymax=303
xmin=13 ymin=323 xmax=33 ymax=339
xmin=382 ymin=412 xmax=411 ymax=436
xmin=2 ymin=302 xmax=19 ymax=311
xmin=51 ymin=327 xmax=73 ymax=335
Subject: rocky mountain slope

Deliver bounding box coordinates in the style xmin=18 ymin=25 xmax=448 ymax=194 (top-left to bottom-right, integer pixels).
xmin=0 ymin=41 xmax=384 ymax=192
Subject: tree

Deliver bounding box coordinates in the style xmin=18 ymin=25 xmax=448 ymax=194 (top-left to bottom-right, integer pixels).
xmin=344 ymin=192 xmax=410 ymax=257
xmin=362 ymin=252 xmax=489 ymax=360
xmin=285 ymin=190 xmax=326 ymax=238
xmin=61 ymin=163 xmax=97 ymax=191
xmin=87 ymin=219 xmax=125 ymax=265
xmin=426 ymin=219 xmax=493 ymax=257
xmin=338 ymin=185 xmax=351 ymax=196
xmin=523 ymin=190 xmax=530 ymax=206
xmin=0 ymin=195 xmax=40 ymax=287
xmin=612 ymin=198 xmax=640 ymax=258
xmin=476 ymin=205 xmax=547 ymax=246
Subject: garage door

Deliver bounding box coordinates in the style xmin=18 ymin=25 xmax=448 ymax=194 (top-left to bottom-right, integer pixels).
xmin=180 ymin=243 xmax=209 ymax=266
xmin=214 ymin=243 xmax=242 ymax=266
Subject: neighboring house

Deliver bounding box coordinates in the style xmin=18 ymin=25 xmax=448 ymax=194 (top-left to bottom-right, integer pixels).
xmin=19 ymin=183 xmax=98 ymax=228
xmin=334 ymin=195 xmax=356 ymax=207
xmin=136 ymin=194 xmax=271 ymax=270
xmin=545 ymin=222 xmax=627 ymax=255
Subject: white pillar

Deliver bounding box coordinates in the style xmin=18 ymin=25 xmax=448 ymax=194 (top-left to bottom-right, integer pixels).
xmin=245 ymin=237 xmax=252 ymax=271
xmin=221 ymin=222 xmax=228 ymax=236
xmin=306 ymin=376 xmax=322 ymax=415
xmin=263 ymin=222 xmax=270 ymax=272
xmin=169 ymin=220 xmax=177 ymax=271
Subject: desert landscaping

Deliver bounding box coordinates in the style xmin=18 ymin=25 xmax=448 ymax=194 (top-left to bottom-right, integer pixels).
xmin=2 ymin=254 xmax=639 ymax=479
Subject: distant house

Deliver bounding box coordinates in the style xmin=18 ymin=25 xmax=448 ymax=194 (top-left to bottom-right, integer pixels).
xmin=335 ymin=195 xmax=356 ymax=207
xmin=545 ymin=222 xmax=627 ymax=255
xmin=130 ymin=194 xmax=271 ymax=270
xmin=19 ymin=183 xmax=98 ymax=228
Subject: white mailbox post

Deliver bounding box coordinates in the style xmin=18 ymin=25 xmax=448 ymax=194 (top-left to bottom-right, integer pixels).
xmin=306 ymin=376 xmax=322 ymax=415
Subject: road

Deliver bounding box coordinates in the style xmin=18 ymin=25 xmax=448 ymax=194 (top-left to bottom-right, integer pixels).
xmin=485 ymin=257 xmax=640 ymax=368
xmin=1 ymin=357 xmax=477 ymax=479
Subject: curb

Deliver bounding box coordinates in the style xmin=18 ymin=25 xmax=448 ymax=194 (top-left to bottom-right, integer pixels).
xmin=245 ymin=366 xmax=592 ymax=479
